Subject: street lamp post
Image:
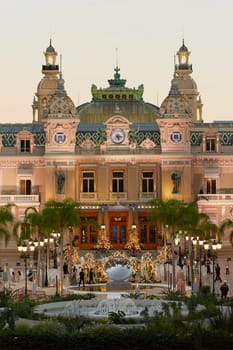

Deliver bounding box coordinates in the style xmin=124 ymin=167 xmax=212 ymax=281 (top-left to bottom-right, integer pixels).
xmin=42 ymin=236 xmax=54 ymax=287
xmin=192 ymin=237 xmax=204 ymax=291
xmin=52 ymin=232 xmax=60 ymax=269
xmin=204 ymin=240 xmax=222 ymax=295
xmin=18 ymin=241 xmax=35 ymax=299
xmin=51 ymin=232 xmax=61 ymax=296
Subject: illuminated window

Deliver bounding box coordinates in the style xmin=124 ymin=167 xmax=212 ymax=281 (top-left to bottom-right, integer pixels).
xmin=206 ymin=179 xmax=216 ymax=194
xmin=20 ymin=179 xmax=31 ymax=195
xmin=112 ymin=171 xmax=124 ymax=192
xmin=142 ymin=172 xmax=154 ymax=192
xmin=139 ymin=215 xmax=156 ymax=244
xmin=80 ymin=216 xmax=97 ymax=244
xmin=82 ymin=172 xmax=94 ymax=193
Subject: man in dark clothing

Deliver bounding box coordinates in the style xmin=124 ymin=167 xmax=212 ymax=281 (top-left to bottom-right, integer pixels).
xmin=220 ymin=281 xmax=229 ymax=298
xmin=215 ymin=263 xmax=222 ymax=282
xmin=79 ymin=268 xmax=85 ymax=287
xmin=89 ymin=268 xmax=94 ymax=284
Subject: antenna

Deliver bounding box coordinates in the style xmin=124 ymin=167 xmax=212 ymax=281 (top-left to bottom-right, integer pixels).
xmin=116 ymin=48 xmax=118 ymax=67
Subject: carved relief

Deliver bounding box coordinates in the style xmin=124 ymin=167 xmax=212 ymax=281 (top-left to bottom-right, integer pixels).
xmin=139 ymin=138 xmax=156 ymax=149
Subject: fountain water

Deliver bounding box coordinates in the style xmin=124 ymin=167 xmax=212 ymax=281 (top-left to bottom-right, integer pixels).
xmin=94 ymin=298 xmax=138 ymax=316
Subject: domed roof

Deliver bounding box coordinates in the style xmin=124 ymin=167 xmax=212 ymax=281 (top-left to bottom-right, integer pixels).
xmin=46 ymin=39 xmax=56 ymax=53
xmin=160 ymin=77 xmax=191 ymax=115
xmin=78 ymin=66 xmax=159 ymax=123
xmin=179 ymin=39 xmax=188 ymax=52
xmin=37 ymin=77 xmax=58 ymax=90
xmin=78 ymin=101 xmax=158 ymax=123
xmin=176 ymin=75 xmax=197 ymax=91
xmin=43 ymin=73 xmax=78 ymax=117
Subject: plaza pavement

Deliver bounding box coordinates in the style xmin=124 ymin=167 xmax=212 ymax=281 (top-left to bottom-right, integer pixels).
xmin=1 ymin=250 xmax=233 ymax=299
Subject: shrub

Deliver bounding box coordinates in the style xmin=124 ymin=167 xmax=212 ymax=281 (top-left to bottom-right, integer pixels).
xmin=31 ymin=319 xmax=67 ymax=336
xmin=0 ymin=307 xmax=16 ymax=330
xmin=108 ymin=311 xmax=126 ymax=324
xmin=0 ymin=287 xmax=16 ymax=307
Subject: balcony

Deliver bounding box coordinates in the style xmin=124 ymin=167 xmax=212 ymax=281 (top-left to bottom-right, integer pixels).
xmin=139 ymin=192 xmax=157 ymax=202
xmin=110 ymin=192 xmax=127 ymax=201
xmin=197 ymin=193 xmax=233 ymax=201
xmin=80 ymin=193 xmax=97 ymax=201
xmin=0 ymin=195 xmax=40 ymax=206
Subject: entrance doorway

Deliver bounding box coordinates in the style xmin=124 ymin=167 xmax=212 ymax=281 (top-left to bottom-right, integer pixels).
xmin=109 ymin=214 xmax=127 ymax=249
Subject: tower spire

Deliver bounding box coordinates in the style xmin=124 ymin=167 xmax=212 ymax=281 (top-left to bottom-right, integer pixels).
xmin=116 ymin=47 xmax=118 ymax=67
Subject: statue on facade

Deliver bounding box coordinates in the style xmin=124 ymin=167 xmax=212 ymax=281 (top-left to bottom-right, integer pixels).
xmin=56 ymin=170 xmax=65 ymax=194
xmin=171 ymin=171 xmax=181 ymax=193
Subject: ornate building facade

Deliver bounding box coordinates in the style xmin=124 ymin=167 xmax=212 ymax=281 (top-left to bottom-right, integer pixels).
xmin=1 ymin=40 xmax=233 ymax=264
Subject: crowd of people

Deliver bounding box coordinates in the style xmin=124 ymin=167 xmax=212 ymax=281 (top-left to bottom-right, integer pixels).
xmin=63 ymin=262 xmax=95 ymax=287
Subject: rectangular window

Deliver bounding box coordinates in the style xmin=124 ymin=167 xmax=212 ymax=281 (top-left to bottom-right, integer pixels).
xmin=20 ymin=140 xmax=30 ymax=153
xmin=206 ymin=179 xmax=217 ymax=194
xmin=206 ymin=138 xmax=216 ymax=152
xmin=112 ymin=171 xmax=124 ymax=192
xmin=82 ymin=172 xmax=94 ymax=192
xmin=142 ymin=172 xmax=154 ymax=192
xmin=20 ymin=179 xmax=31 ymax=195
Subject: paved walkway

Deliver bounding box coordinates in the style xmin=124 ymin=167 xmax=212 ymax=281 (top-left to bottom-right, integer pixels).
xmin=1 ymin=253 xmax=233 ymax=298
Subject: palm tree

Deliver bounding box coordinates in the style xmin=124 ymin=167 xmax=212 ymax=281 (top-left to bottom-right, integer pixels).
xmin=42 ymin=198 xmax=81 ymax=295
xmin=149 ymin=198 xmax=187 ymax=289
xmin=0 ymin=204 xmax=14 ymax=245
xmin=219 ymin=208 xmax=233 ymax=245
xmin=13 ymin=206 xmax=49 ymax=287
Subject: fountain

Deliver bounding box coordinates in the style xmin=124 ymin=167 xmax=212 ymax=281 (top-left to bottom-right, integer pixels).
xmin=94 ymin=298 xmax=138 ymax=316
xmin=105 ymin=255 xmax=133 ymax=291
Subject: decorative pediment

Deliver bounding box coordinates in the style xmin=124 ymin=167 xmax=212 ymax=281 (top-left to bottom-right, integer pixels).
xmin=139 ymin=138 xmax=156 ymax=149
xmin=17 ymin=130 xmax=33 ymax=138
xmin=105 ymin=114 xmax=131 ymax=127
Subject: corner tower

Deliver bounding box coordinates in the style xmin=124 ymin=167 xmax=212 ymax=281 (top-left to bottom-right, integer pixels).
xmin=32 ymin=40 xmax=59 ymax=122
xmin=175 ymin=40 xmax=203 ymax=123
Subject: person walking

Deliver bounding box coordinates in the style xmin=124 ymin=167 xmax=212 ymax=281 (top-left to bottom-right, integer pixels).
xmin=220 ymin=281 xmax=229 ymax=298
xmin=176 ymin=267 xmax=186 ymax=295
xmin=225 ymin=263 xmax=230 ymax=275
xmin=79 ymin=268 xmax=85 ymax=287
xmin=89 ymin=268 xmax=94 ymax=284
xmin=63 ymin=262 xmax=69 ymax=277
xmin=215 ymin=263 xmax=222 ymax=282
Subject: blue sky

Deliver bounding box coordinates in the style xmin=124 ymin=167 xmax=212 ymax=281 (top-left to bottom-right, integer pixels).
xmin=0 ymin=0 xmax=233 ymax=123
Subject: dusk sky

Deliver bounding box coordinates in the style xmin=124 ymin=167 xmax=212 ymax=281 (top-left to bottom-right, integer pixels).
xmin=1 ymin=0 xmax=233 ymax=123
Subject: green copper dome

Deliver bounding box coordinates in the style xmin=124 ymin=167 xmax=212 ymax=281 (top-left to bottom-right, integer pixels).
xmin=78 ymin=66 xmax=159 ymax=123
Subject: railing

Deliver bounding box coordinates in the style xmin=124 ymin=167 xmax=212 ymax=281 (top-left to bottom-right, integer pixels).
xmin=80 ymin=193 xmax=97 ymax=201
xmin=197 ymin=193 xmax=233 ymax=201
xmin=139 ymin=192 xmax=156 ymax=201
xmin=0 ymin=195 xmax=40 ymax=204
xmin=110 ymin=193 xmax=127 ymax=201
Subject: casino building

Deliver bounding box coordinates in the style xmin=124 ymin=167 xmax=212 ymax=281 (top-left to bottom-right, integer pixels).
xmin=1 ymin=40 xmax=233 ymax=264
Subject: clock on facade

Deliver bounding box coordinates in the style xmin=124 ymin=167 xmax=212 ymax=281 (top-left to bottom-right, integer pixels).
xmin=54 ymin=132 xmax=66 ymax=144
xmin=111 ymin=129 xmax=125 ymax=144
xmin=170 ymin=131 xmax=182 ymax=143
